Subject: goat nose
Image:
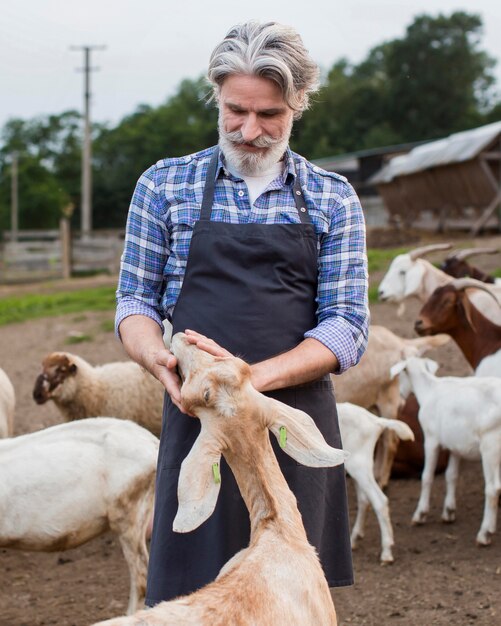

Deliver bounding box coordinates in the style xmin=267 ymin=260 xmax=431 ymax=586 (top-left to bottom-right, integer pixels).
xmin=414 ymin=319 xmax=424 ymax=333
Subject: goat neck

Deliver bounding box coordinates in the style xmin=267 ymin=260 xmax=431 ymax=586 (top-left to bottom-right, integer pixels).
xmin=224 ymin=389 xmax=308 ymax=544
xmin=453 ymin=297 xmax=501 ymax=369
xmin=421 ymin=260 xmax=452 ymax=299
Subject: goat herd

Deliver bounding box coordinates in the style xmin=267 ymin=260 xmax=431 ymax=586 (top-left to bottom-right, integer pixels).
xmin=0 ymin=242 xmax=500 ymax=625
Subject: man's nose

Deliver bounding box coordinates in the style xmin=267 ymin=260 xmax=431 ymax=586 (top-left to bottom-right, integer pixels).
xmin=240 ymin=114 xmax=261 ymax=142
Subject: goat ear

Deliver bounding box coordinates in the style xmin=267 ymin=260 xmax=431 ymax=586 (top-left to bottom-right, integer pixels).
xmin=423 ymin=357 xmax=439 ymax=375
xmin=403 ymin=263 xmax=425 ymax=298
xmin=173 ymin=433 xmax=222 ymax=533
xmin=390 ymin=360 xmax=407 ymax=379
xmin=265 ymin=397 xmax=347 ymax=468
xmin=460 ymin=297 xmax=476 ymax=332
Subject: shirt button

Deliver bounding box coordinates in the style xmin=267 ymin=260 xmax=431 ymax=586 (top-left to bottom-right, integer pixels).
xmin=238 ymin=190 xmax=244 ymax=197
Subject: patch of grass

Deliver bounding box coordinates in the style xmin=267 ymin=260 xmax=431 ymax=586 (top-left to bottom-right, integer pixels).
xmin=0 ymin=287 xmax=116 ymax=326
xmin=367 ymin=247 xmax=409 ymax=273
xmin=368 ymin=284 xmax=379 ymax=303
xmin=65 ymin=332 xmax=93 ymax=344
xmin=99 ymin=319 xmax=115 ymax=333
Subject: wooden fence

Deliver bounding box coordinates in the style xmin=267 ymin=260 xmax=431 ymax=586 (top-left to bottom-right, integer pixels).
xmin=0 ymin=226 xmax=125 ymax=283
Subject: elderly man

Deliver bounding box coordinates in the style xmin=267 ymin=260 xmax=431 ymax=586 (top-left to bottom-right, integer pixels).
xmin=116 ymin=21 xmax=369 ymax=605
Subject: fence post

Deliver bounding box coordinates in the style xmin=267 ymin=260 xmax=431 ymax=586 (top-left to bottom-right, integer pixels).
xmin=60 ymin=217 xmax=72 ymax=279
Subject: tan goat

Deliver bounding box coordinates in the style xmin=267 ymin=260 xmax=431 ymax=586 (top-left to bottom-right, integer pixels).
xmin=92 ymin=332 xmax=346 ymax=626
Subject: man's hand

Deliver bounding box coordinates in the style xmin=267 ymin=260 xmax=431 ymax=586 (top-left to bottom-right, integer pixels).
xmin=184 ymin=329 xmax=233 ymax=358
xmin=142 ymin=346 xmax=186 ymax=413
xmin=119 ymin=315 xmax=192 ymax=413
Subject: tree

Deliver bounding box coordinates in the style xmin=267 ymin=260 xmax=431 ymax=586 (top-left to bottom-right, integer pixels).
xmin=293 ymin=11 xmax=498 ymax=158
xmin=0 ymin=112 xmax=80 ymax=232
xmin=381 ymin=11 xmax=496 ymax=140
xmin=92 ymin=76 xmax=218 ymax=228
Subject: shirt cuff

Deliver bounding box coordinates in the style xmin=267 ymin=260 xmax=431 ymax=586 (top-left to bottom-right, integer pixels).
xmin=115 ymin=296 xmax=164 ymax=339
xmin=304 ymin=317 xmax=357 ymax=374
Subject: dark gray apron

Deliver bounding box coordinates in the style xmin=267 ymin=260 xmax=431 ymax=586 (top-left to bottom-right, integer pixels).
xmin=145 ymin=147 xmax=353 ymax=606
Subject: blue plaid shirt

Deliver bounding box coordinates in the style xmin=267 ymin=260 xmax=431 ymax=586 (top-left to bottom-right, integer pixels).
xmin=116 ymin=146 xmax=369 ymax=373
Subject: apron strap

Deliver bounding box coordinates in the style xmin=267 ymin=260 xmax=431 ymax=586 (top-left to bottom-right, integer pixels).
xmin=200 ymin=146 xmax=312 ymax=224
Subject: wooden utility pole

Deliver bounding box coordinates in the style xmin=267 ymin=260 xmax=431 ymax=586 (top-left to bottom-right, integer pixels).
xmin=71 ymin=45 xmax=106 ymax=239
xmin=10 ymin=151 xmax=18 ymax=242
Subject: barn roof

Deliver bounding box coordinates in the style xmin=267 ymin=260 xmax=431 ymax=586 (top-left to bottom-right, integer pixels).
xmin=371 ymin=121 xmax=501 ymax=184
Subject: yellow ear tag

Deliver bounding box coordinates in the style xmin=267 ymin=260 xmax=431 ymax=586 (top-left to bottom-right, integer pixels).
xmin=279 ymin=426 xmax=287 ymax=449
xmin=212 ymin=462 xmax=221 ymax=484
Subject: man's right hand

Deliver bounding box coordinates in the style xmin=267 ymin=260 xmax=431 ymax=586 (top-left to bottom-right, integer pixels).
xmin=118 ymin=314 xmax=189 ymax=414
xmin=142 ymin=347 xmax=186 ymax=413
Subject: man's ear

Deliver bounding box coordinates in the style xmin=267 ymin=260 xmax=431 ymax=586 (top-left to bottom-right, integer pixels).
xmin=264 ymin=396 xmax=347 ymax=468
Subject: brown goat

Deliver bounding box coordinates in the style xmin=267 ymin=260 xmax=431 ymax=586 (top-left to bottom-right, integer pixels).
xmin=440 ymin=248 xmax=498 ymax=284
xmin=415 ymin=279 xmax=501 ymax=374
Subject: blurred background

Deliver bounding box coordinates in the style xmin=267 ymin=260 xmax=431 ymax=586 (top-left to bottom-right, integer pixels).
xmin=1 ymin=0 xmax=501 ymax=260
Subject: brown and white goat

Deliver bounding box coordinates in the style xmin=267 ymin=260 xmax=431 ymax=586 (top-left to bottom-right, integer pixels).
xmin=415 ymin=278 xmax=501 ymax=377
xmin=92 ymin=332 xmax=345 ymax=626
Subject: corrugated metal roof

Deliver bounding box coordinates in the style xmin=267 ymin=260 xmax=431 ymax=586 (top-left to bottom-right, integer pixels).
xmin=371 ymin=121 xmax=501 ymax=184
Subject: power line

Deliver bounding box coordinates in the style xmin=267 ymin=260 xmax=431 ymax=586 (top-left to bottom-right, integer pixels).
xmin=70 ymin=45 xmax=106 ymax=238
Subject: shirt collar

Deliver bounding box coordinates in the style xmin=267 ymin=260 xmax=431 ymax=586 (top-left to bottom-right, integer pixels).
xmin=217 ymin=146 xmax=297 ymax=186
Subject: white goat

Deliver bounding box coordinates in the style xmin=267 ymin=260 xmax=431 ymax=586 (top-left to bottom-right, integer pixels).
xmin=338 ymin=402 xmax=414 ymax=563
xmin=0 ymin=366 xmax=15 ymax=438
xmin=0 ymin=418 xmax=158 ymax=614
xmin=92 ymin=332 xmax=345 ymax=626
xmin=378 ymin=243 xmax=501 ymax=324
xmin=391 ymin=357 xmax=501 ymax=546
xmin=33 ymin=352 xmax=164 ymax=435
xmin=334 ymin=325 xmax=449 ymax=485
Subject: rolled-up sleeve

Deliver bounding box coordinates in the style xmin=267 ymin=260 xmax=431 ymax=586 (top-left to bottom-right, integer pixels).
xmin=304 ymin=182 xmax=370 ymax=373
xmin=115 ymin=165 xmax=169 ymax=336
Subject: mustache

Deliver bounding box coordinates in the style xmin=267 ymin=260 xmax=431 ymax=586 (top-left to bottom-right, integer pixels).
xmin=222 ymin=129 xmax=282 ymax=148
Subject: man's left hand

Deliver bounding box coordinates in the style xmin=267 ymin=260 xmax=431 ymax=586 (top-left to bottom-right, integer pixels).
xmin=184 ymin=329 xmax=233 ymax=358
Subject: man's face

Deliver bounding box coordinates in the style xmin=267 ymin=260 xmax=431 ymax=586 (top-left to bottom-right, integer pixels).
xmin=218 ymin=74 xmax=294 ymax=175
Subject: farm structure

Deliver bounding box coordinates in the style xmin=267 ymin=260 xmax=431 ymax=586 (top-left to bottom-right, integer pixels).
xmin=0 ymin=228 xmax=125 ymax=283
xmin=370 ymin=121 xmax=501 ymax=235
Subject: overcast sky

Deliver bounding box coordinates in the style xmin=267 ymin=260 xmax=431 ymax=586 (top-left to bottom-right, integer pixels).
xmin=1 ymin=0 xmax=501 ymax=132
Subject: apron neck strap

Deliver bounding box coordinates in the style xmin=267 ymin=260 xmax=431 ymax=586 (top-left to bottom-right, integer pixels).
xmin=200 ymin=146 xmax=312 ymax=224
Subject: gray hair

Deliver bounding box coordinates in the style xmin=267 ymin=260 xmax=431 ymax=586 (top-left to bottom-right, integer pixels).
xmin=208 ymin=21 xmax=320 ymax=118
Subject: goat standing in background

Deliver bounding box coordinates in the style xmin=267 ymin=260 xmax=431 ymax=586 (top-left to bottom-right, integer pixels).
xmin=440 ymin=247 xmax=500 ymax=284
xmin=377 ymin=243 xmax=501 ymax=324
xmin=415 ymin=278 xmax=501 ymax=377
xmin=391 ymin=357 xmax=501 ymax=547
xmin=92 ymin=332 xmax=345 ymax=626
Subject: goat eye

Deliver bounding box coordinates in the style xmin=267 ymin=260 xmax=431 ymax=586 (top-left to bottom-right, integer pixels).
xmin=203 ymin=388 xmax=210 ymax=403
xmin=399 ymin=270 xmax=406 ymax=276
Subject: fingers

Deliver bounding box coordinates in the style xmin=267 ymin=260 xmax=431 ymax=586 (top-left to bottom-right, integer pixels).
xmin=143 ymin=348 xmax=192 ymax=414
xmin=184 ymin=329 xmax=232 ymax=358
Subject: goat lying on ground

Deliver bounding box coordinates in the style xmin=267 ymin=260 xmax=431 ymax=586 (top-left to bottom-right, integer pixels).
xmin=0 ymin=366 xmax=15 ymax=438
xmin=391 ymin=357 xmax=501 ymax=546
xmin=92 ymin=332 xmax=345 ymax=626
xmin=338 ymin=402 xmax=414 ymax=563
xmin=334 ymin=325 xmax=449 ymax=485
xmin=33 ymin=352 xmax=164 ymax=435
xmin=0 ymin=418 xmax=158 ymax=614
xmin=415 ymin=278 xmax=501 ymax=377
xmin=377 ymin=243 xmax=501 ymax=324
xmin=440 ymin=247 xmax=500 ymax=284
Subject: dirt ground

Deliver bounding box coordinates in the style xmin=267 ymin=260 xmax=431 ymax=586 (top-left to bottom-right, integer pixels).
xmin=1 ymin=232 xmax=500 ymax=625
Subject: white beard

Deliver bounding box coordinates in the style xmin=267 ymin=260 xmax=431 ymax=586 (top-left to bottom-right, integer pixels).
xmin=218 ymin=113 xmax=292 ymax=176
